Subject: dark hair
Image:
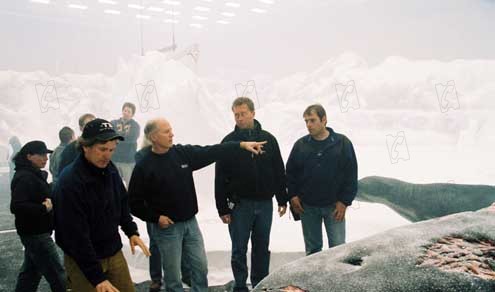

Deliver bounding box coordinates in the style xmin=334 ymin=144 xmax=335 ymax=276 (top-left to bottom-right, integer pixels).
xmin=232 ymin=97 xmax=255 ymax=112
xmin=122 ymin=102 xmax=136 ymax=115
xmin=59 ymin=127 xmax=75 ymax=144
xmin=78 ymin=113 xmax=96 ymax=129
xmin=303 ymin=104 xmax=326 ymax=121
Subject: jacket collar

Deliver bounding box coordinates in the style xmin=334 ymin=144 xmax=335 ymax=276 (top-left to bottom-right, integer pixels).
xmin=233 ymin=119 xmax=262 ymax=139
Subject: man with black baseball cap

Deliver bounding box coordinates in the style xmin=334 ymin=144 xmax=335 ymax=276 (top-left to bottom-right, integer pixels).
xmin=10 ymin=140 xmax=66 ymax=291
xmin=54 ymin=118 xmax=150 ymax=292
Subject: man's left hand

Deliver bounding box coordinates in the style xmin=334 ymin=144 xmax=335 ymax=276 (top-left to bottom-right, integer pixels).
xmin=129 ymin=235 xmax=151 ymax=257
xmin=333 ymin=201 xmax=347 ymax=221
xmin=278 ymin=205 xmax=287 ymax=217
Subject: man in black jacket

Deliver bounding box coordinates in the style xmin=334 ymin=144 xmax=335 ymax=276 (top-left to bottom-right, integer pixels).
xmin=129 ymin=118 xmax=266 ymax=292
xmin=215 ymin=97 xmax=288 ymax=292
xmin=286 ymin=104 xmax=358 ymax=255
xmin=10 ymin=141 xmax=66 ymax=292
xmin=54 ymin=118 xmax=150 ymax=292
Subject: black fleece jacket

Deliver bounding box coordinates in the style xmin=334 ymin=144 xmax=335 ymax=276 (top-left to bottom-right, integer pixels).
xmin=54 ymin=155 xmax=138 ymax=287
xmin=215 ymin=120 xmax=288 ymax=216
xmin=10 ymin=162 xmax=53 ymax=236
xmin=129 ymin=142 xmax=240 ymax=223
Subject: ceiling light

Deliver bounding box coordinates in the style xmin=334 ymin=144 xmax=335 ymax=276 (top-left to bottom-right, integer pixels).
xmin=30 ymin=0 xmax=50 ymax=4
xmin=165 ymin=10 xmax=180 ymax=15
xmin=251 ymin=8 xmax=266 ymax=13
xmin=68 ymin=4 xmax=88 ymax=10
xmin=128 ymin=4 xmax=144 ymax=9
xmin=258 ymin=0 xmax=274 ymax=4
xmin=192 ymin=15 xmax=208 ymax=20
xmin=136 ymin=14 xmax=151 ymax=19
xmin=194 ymin=6 xmax=210 ymax=12
xmin=190 ymin=23 xmax=203 ymax=28
xmin=221 ymin=12 xmax=235 ymax=17
xmin=225 ymin=2 xmax=240 ymax=8
xmin=148 ymin=6 xmax=164 ymax=12
xmin=163 ymin=0 xmax=181 ymax=5
xmin=164 ymin=19 xmax=179 ymax=23
xmin=98 ymin=0 xmax=117 ymax=4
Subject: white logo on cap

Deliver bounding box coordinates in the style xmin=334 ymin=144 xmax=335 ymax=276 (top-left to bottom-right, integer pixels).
xmin=100 ymin=122 xmax=113 ymax=130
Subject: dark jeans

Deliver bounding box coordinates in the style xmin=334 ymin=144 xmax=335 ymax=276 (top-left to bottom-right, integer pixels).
xmin=147 ymin=222 xmax=162 ymax=283
xmin=229 ymin=198 xmax=273 ymax=291
xmin=15 ymin=233 xmax=66 ymax=292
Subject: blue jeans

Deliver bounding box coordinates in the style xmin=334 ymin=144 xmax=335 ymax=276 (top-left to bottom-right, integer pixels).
xmin=15 ymin=233 xmax=66 ymax=292
xmin=229 ymin=198 xmax=273 ymax=291
xmin=147 ymin=222 xmax=192 ymax=286
xmin=153 ymin=216 xmax=208 ymax=292
xmin=300 ymin=203 xmax=346 ymax=255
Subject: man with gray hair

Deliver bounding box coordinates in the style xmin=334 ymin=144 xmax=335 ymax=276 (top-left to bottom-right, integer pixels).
xmin=129 ymin=118 xmax=266 ymax=292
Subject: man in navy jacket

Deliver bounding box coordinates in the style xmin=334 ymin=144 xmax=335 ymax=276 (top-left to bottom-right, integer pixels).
xmin=286 ymin=104 xmax=358 ymax=255
xmin=54 ymin=118 xmax=150 ymax=292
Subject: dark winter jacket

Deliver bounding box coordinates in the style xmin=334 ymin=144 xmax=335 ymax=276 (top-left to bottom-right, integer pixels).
xmin=57 ymin=140 xmax=80 ymax=174
xmin=111 ymin=118 xmax=140 ymax=163
xmin=54 ymin=155 xmax=138 ymax=287
xmin=286 ymin=128 xmax=358 ymax=207
xmin=129 ymin=142 xmax=240 ymax=223
xmin=10 ymin=161 xmax=53 ymax=236
xmin=215 ymin=120 xmax=288 ymax=216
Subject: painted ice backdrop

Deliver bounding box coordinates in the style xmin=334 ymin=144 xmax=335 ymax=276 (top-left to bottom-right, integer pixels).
xmin=1 ymin=51 xmax=494 ymax=284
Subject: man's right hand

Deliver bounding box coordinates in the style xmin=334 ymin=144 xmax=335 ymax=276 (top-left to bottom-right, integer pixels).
xmin=290 ymin=196 xmax=304 ymax=215
xmin=158 ymin=215 xmax=174 ymax=229
xmin=42 ymin=198 xmax=53 ymax=212
xmin=96 ymin=280 xmax=119 ymax=292
xmin=220 ymin=214 xmax=231 ymax=224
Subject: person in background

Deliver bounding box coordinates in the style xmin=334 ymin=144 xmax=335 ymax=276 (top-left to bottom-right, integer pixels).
xmin=57 ymin=113 xmax=95 ymax=174
xmin=49 ymin=126 xmax=75 ymax=184
xmin=7 ymin=136 xmax=22 ymax=183
xmin=10 ymin=140 xmax=66 ymax=292
xmin=54 ymin=118 xmax=150 ymax=292
xmin=111 ymin=102 xmax=140 ymax=187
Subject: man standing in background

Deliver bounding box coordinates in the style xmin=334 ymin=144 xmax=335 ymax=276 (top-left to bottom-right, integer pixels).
xmin=111 ymin=102 xmax=140 ymax=187
xmin=57 ymin=113 xmax=95 ymax=174
xmin=286 ymin=104 xmax=358 ymax=255
xmin=215 ymin=97 xmax=288 ymax=292
xmin=49 ymin=126 xmax=75 ymax=184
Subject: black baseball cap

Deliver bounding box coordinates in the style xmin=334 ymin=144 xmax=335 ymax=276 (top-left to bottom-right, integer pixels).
xmin=20 ymin=141 xmax=53 ymax=155
xmin=82 ymin=118 xmax=124 ymax=142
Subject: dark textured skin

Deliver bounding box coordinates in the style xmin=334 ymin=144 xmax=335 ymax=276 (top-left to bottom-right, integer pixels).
xmin=356 ymin=176 xmax=495 ymax=222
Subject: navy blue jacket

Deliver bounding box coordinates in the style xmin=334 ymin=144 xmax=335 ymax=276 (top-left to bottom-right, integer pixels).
xmin=54 ymin=154 xmax=138 ymax=287
xmin=286 ymin=128 xmax=358 ymax=207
